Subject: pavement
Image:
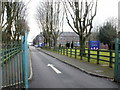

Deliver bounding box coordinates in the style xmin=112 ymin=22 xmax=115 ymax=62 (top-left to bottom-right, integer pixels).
xmin=37 ymin=48 xmax=114 ymax=80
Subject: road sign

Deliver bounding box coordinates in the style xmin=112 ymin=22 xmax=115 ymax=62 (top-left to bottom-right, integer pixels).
xmin=89 ymin=41 xmax=100 ymax=50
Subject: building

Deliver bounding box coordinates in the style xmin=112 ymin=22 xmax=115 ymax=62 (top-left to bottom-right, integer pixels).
xmin=33 ymin=32 xmax=79 ymax=46
xmin=57 ymin=32 xmax=79 ymax=45
xmin=33 ymin=34 xmax=44 ymax=45
xmin=33 ymin=32 xmax=109 ymax=49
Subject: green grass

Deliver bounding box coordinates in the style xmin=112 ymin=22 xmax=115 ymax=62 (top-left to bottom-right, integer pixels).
xmin=70 ymin=48 xmax=114 ymax=67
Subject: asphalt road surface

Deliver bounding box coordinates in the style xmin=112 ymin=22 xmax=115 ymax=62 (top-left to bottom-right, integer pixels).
xmin=29 ymin=46 xmax=120 ymax=88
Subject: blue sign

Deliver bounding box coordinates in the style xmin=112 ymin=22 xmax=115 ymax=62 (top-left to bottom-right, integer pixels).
xmin=89 ymin=41 xmax=100 ymax=50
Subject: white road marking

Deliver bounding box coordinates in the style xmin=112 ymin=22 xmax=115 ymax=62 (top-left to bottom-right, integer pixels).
xmin=47 ymin=64 xmax=62 ymax=74
xmin=94 ymin=70 xmax=103 ymax=73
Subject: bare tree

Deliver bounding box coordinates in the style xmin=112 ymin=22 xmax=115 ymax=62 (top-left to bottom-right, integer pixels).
xmin=1 ymin=0 xmax=29 ymax=42
xmin=36 ymin=0 xmax=64 ymax=48
xmin=50 ymin=1 xmax=64 ymax=48
xmin=36 ymin=1 xmax=51 ymax=47
xmin=63 ymin=0 xmax=97 ymax=59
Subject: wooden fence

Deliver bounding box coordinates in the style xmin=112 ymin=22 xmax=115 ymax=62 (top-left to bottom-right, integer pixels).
xmin=55 ymin=47 xmax=115 ymax=68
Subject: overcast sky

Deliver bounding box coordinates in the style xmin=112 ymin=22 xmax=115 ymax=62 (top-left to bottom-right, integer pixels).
xmin=26 ymin=0 xmax=120 ymax=42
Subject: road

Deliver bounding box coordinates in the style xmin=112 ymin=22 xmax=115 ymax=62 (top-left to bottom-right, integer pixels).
xmin=29 ymin=46 xmax=119 ymax=88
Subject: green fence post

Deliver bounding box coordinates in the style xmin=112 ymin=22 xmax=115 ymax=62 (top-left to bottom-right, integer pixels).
xmin=2 ymin=43 xmax=5 ymax=87
xmin=14 ymin=43 xmax=17 ymax=86
xmin=10 ymin=42 xmax=13 ymax=87
xmin=66 ymin=48 xmax=68 ymax=56
xmin=21 ymin=36 xmax=25 ymax=88
xmin=88 ymin=49 xmax=90 ymax=62
xmin=20 ymin=45 xmax=23 ymax=88
xmin=8 ymin=42 xmax=11 ymax=87
xmin=57 ymin=48 xmax=58 ymax=53
xmin=75 ymin=48 xmax=77 ymax=59
xmin=58 ymin=48 xmax=59 ymax=54
xmin=114 ymin=38 xmax=119 ymax=81
xmin=5 ymin=44 xmax=8 ymax=87
xmin=97 ymin=50 xmax=99 ymax=64
xmin=70 ymin=48 xmax=72 ymax=57
xmin=61 ymin=48 xmax=62 ymax=54
xmin=59 ymin=48 xmax=60 ymax=54
xmin=2 ymin=47 xmax=4 ymax=87
xmin=15 ymin=45 xmax=18 ymax=87
xmin=65 ymin=48 xmax=66 ymax=55
xmin=109 ymin=50 xmax=112 ymax=68
xmin=63 ymin=47 xmax=65 ymax=55
xmin=24 ymin=32 xmax=28 ymax=89
xmin=21 ymin=32 xmax=29 ymax=89
xmin=16 ymin=42 xmax=20 ymax=88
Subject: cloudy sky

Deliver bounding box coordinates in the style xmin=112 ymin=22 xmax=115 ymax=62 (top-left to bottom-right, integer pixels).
xmin=26 ymin=0 xmax=120 ymax=42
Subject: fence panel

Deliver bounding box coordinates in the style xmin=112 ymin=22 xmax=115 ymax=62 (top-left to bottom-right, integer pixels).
xmin=55 ymin=47 xmax=115 ymax=68
xmin=0 ymin=32 xmax=29 ymax=89
xmin=1 ymin=42 xmax=22 ymax=89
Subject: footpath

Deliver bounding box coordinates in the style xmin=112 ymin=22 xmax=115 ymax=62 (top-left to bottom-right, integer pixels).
xmin=37 ymin=48 xmax=114 ymax=80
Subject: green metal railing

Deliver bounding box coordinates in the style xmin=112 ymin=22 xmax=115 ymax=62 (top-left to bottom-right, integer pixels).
xmin=1 ymin=42 xmax=23 ymax=88
xmin=0 ymin=32 xmax=29 ymax=89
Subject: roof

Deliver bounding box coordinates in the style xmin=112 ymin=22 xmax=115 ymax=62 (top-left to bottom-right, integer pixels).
xmin=60 ymin=32 xmax=79 ymax=37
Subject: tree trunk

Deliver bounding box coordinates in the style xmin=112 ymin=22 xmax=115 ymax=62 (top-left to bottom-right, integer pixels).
xmin=53 ymin=38 xmax=57 ymax=49
xmin=79 ymin=36 xmax=86 ymax=60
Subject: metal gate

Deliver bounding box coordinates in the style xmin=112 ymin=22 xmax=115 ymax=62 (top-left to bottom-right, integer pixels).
xmin=0 ymin=32 xmax=28 ymax=89
xmin=114 ymin=38 xmax=120 ymax=82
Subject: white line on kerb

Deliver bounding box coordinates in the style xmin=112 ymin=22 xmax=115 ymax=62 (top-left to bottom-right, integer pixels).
xmin=48 ymin=64 xmax=62 ymax=74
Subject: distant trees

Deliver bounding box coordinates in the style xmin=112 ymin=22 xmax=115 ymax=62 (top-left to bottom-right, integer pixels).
xmin=63 ymin=0 xmax=97 ymax=59
xmin=36 ymin=0 xmax=64 ymax=48
xmin=98 ymin=22 xmax=117 ymax=50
